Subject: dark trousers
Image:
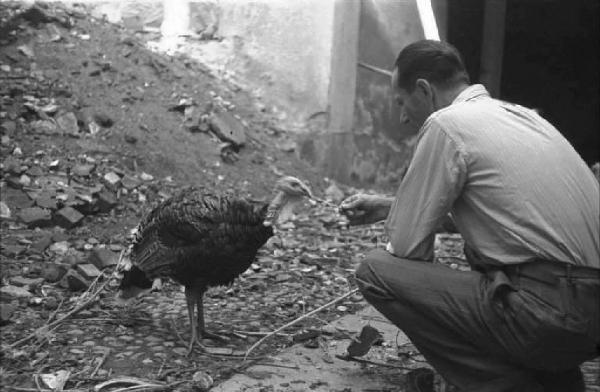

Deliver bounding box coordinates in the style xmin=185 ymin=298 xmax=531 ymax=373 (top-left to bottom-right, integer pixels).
xmin=355 ymin=249 xmax=600 ymax=392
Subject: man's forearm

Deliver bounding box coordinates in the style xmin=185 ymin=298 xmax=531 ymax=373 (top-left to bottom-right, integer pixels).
xmin=372 ymin=196 xmax=395 ymax=222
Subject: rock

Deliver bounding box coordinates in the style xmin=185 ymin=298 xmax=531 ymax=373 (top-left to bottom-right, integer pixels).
xmin=2 ymin=188 xmax=34 ymax=209
xmin=0 ymin=303 xmax=16 ymax=325
xmin=18 ymin=207 xmax=52 ymax=228
xmin=18 ymin=174 xmax=31 ymax=187
xmin=41 ymin=263 xmax=69 ymax=283
xmin=49 ymin=241 xmax=70 ymax=255
xmin=208 ymin=111 xmax=246 ymax=148
xmin=0 ymin=285 xmax=33 ymax=299
xmin=3 ymin=244 xmax=26 ymax=257
xmin=27 ymin=166 xmax=44 ymax=176
xmin=88 ymin=248 xmax=118 ymax=269
xmin=56 ymin=112 xmax=79 ymax=135
xmin=278 ymin=140 xmax=297 ymax=153
xmin=93 ymin=113 xmax=114 ymax=128
xmin=76 ymin=263 xmax=101 ymax=279
xmin=31 ymin=120 xmax=59 ymax=135
xmin=192 ymin=371 xmax=214 ymax=391
xmin=0 ymin=201 xmax=10 ymax=219
xmin=60 ymin=269 xmax=89 ymax=291
xmin=10 ymin=276 xmax=44 ymax=289
xmin=54 ymin=207 xmax=84 ymax=228
xmin=139 ymin=172 xmax=154 ymax=181
xmin=120 ymin=175 xmax=141 ymax=190
xmin=103 ymin=172 xmax=121 ymax=187
xmin=44 ymin=297 xmax=59 ymax=310
xmin=35 ymin=193 xmax=58 ymax=210
xmin=72 ymin=164 xmax=95 ymax=177
xmin=31 ymin=235 xmax=52 ymax=253
xmin=95 ymin=190 xmax=117 ymax=213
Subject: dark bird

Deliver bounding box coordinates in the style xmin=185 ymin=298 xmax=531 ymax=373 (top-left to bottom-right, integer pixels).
xmin=115 ymin=176 xmax=315 ymax=353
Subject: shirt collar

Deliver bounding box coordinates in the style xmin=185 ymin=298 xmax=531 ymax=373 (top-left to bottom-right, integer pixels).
xmin=452 ymin=84 xmax=490 ymax=104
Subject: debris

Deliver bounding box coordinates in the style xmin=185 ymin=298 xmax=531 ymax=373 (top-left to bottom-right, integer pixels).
xmin=39 ymin=370 xmax=71 ymax=391
xmin=344 ymin=325 xmax=383 ymax=358
xmin=61 ymin=269 xmax=89 ymax=291
xmin=72 ymin=164 xmax=95 ymax=177
xmin=209 ymin=111 xmax=247 ymax=148
xmin=56 ymin=112 xmax=79 ymax=135
xmin=192 ymin=371 xmax=214 ymax=391
xmin=18 ymin=44 xmax=34 ymax=58
xmin=0 ymin=201 xmax=11 ymax=219
xmin=54 ymin=206 xmax=85 ymax=228
xmin=18 ymin=207 xmax=52 ymax=227
xmin=0 ymin=303 xmax=16 ymax=325
xmin=88 ymin=248 xmax=118 ymax=268
xmin=0 ymin=285 xmax=33 ymax=299
xmin=95 ymin=189 xmax=117 ymax=213
xmin=103 ymin=172 xmax=121 ymax=186
xmin=41 ymin=263 xmax=69 ymax=283
xmin=139 ymin=172 xmax=154 ymax=181
xmin=9 ymin=276 xmax=44 ymax=290
xmin=49 ymin=241 xmax=70 ymax=255
xmin=93 ymin=112 xmax=114 ymax=128
xmin=75 ymin=263 xmax=102 ymax=279
xmin=325 ymin=183 xmax=345 ymax=203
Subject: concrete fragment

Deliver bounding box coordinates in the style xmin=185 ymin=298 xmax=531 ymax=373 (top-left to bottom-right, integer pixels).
xmin=103 ymin=172 xmax=121 ymax=186
xmin=56 ymin=112 xmax=79 ymax=135
xmin=120 ymin=175 xmax=141 ymax=190
xmin=31 ymin=234 xmax=52 ymax=253
xmin=76 ymin=263 xmax=102 ymax=279
xmin=0 ymin=201 xmax=10 ymax=219
xmin=54 ymin=206 xmax=84 ymax=228
xmin=3 ymin=188 xmax=34 ymax=209
xmin=9 ymin=276 xmax=44 ymax=290
xmin=72 ymin=164 xmax=95 ymax=177
xmin=209 ymin=111 xmax=247 ymax=148
xmin=41 ymin=263 xmax=69 ymax=283
xmin=88 ymin=248 xmax=118 ymax=269
xmin=18 ymin=207 xmax=52 ymax=228
xmin=95 ymin=190 xmax=117 ymax=213
xmin=60 ymin=269 xmax=89 ymax=291
xmin=0 ymin=285 xmax=33 ymax=299
xmin=0 ymin=303 xmax=16 ymax=325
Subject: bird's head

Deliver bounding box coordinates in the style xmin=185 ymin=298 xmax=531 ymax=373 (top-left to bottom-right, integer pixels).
xmin=274 ymin=176 xmax=314 ymax=199
xmin=264 ymin=176 xmax=314 ymax=226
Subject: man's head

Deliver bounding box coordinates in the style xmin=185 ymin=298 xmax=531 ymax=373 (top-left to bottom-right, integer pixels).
xmin=392 ymin=40 xmax=470 ymax=129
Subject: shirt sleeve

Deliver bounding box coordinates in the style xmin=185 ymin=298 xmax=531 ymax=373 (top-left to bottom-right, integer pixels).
xmin=384 ymin=119 xmax=467 ymax=261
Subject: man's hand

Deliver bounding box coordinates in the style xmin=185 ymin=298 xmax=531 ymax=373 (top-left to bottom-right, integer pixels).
xmin=338 ymin=194 xmax=393 ymax=226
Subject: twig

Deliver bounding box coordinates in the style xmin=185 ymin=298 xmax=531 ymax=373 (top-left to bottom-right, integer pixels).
xmin=8 ymin=251 xmax=125 ymax=349
xmin=91 ymin=348 xmax=111 ymax=377
xmin=233 ymin=330 xmax=291 ymax=337
xmin=252 ymin=362 xmax=300 ymax=370
xmin=46 ymin=297 xmax=65 ymax=324
xmin=244 ymin=288 xmax=359 ymax=360
xmin=334 ymin=354 xmax=413 ymax=370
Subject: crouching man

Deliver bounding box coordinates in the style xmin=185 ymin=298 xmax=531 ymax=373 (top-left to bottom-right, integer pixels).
xmin=340 ymin=40 xmax=599 ymax=392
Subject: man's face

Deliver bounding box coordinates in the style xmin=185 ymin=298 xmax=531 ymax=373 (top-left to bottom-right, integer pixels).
xmin=391 ymin=69 xmax=435 ymax=131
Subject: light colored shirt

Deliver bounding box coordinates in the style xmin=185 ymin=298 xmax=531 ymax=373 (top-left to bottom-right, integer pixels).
xmin=385 ymin=84 xmax=600 ymax=268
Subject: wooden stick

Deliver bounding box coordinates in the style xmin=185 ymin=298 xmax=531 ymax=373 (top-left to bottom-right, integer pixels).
xmin=334 ymin=354 xmax=413 ymax=370
xmin=243 ymin=288 xmax=359 ymax=360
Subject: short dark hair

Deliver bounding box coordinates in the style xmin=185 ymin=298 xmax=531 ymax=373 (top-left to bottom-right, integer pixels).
xmin=393 ymin=40 xmax=470 ymax=91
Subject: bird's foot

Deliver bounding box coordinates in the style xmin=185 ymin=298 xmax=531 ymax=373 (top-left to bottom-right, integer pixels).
xmin=186 ymin=338 xmax=206 ymax=356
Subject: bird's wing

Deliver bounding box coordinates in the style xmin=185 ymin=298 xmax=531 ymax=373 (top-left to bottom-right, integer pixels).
xmin=130 ymin=189 xmax=270 ymax=275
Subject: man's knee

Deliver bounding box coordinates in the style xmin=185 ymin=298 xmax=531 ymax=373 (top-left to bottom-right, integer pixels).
xmin=355 ymin=249 xmax=395 ymax=301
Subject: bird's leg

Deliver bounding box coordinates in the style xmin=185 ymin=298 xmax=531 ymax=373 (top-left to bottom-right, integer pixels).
xmin=184 ymin=286 xmax=205 ymax=355
xmin=196 ymin=294 xmax=229 ymax=343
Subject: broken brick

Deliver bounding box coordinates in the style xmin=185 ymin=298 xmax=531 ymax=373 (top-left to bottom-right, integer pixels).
xmin=88 ymin=248 xmax=118 ymax=269
xmin=18 ymin=207 xmax=52 ymax=228
xmin=54 ymin=206 xmax=84 ymax=228
xmin=76 ymin=263 xmax=101 ymax=279
xmin=95 ymin=190 xmax=117 ymax=213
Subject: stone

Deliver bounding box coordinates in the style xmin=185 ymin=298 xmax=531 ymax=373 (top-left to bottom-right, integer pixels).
xmin=31 ymin=120 xmax=59 ymax=135
xmin=30 ymin=235 xmax=52 ymax=253
xmin=93 ymin=112 xmax=114 ymax=128
xmin=19 ymin=174 xmax=31 ymax=187
xmin=18 ymin=207 xmax=52 ymax=228
xmin=120 ymin=175 xmax=141 ymax=190
xmin=56 ymin=112 xmax=79 ymax=135
xmin=139 ymin=172 xmax=153 ymax=181
xmin=0 ymin=303 xmax=16 ymax=325
xmin=325 ymin=183 xmax=345 ymax=203
xmin=76 ymin=263 xmax=101 ymax=279
xmin=9 ymin=276 xmax=44 ymax=290
xmin=3 ymin=244 xmax=26 ymax=256
xmin=95 ymin=190 xmax=117 ymax=213
xmin=88 ymin=248 xmax=118 ymax=268
xmin=72 ymin=164 xmax=95 ymax=177
xmin=2 ymin=188 xmax=34 ymax=209
xmin=60 ymin=269 xmax=89 ymax=291
xmin=41 ymin=263 xmax=69 ymax=283
xmin=54 ymin=207 xmax=84 ymax=228
xmin=103 ymin=172 xmax=121 ymax=186
xmin=26 ymin=166 xmax=44 ymax=177
xmin=208 ymin=111 xmax=247 ymax=148
xmin=0 ymin=285 xmax=33 ymax=299
xmin=0 ymin=201 xmax=10 ymax=218
xmin=35 ymin=193 xmax=58 ymax=210
xmin=49 ymin=241 xmax=70 ymax=255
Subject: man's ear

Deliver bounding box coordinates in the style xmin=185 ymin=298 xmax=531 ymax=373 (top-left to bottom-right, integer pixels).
xmin=415 ymin=78 xmax=433 ymax=98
